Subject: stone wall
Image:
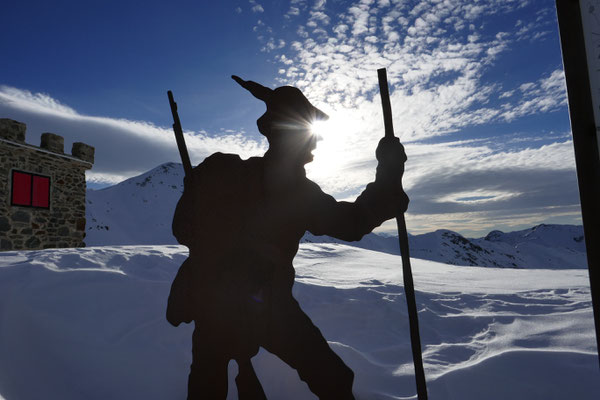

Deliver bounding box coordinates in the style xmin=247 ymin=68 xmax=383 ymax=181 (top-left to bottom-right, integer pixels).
xmin=0 ymin=118 xmax=94 ymax=250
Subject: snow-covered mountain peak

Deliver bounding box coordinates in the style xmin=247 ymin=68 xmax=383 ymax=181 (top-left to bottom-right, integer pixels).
xmin=86 ymin=162 xmax=185 ymax=245
xmin=483 ymin=223 xmax=585 ymax=250
xmin=96 ymin=162 xmax=184 ymax=192
xmin=483 ymin=230 xmax=504 ymax=241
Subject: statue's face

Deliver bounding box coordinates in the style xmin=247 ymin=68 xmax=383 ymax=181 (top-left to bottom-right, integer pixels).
xmin=269 ymin=117 xmax=318 ymax=165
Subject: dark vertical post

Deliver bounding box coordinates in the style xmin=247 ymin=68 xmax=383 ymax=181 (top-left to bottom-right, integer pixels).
xmin=556 ymin=0 xmax=600 ymax=366
xmin=168 ymin=90 xmax=193 ymax=177
xmin=378 ymin=68 xmax=429 ymax=399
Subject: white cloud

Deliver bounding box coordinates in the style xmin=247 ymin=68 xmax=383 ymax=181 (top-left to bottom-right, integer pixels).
xmin=285 ymin=0 xmax=308 ymax=19
xmin=500 ymin=69 xmax=567 ymax=121
xmin=271 ymin=0 xmax=568 ymax=142
xmin=314 ymin=0 xmax=327 ymax=11
xmin=266 ymin=0 xmax=577 ymax=234
xmin=0 ymin=87 xmax=77 ymax=116
xmin=252 ymin=4 xmax=264 ymax=13
xmin=393 ymin=139 xmax=580 ymax=235
xmin=287 ymin=7 xmax=300 ymax=16
xmin=261 ymin=38 xmax=286 ymax=53
xmin=3 ymin=0 xmax=569 ymax=236
xmin=0 ymin=86 xmax=266 ymax=185
xmin=519 ymin=82 xmax=535 ymax=92
xmin=348 ymin=5 xmax=371 ymax=36
xmin=309 ymin=10 xmax=330 ymax=27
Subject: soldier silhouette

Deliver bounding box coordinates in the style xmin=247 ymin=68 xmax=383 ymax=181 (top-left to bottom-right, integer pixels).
xmin=167 ymin=75 xmax=409 ymax=399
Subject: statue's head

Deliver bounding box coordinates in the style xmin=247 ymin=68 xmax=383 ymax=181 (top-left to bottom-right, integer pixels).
xmin=232 ymin=75 xmax=328 ymax=164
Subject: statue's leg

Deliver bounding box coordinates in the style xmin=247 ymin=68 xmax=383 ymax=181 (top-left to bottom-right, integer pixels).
xmin=235 ymin=358 xmax=267 ymax=400
xmin=187 ymin=327 xmax=230 ymax=400
xmin=263 ymin=298 xmax=355 ymax=400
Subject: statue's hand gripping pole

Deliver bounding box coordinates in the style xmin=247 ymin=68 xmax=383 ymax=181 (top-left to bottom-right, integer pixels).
xmin=167 ymin=90 xmax=193 ymax=177
xmin=377 ymin=68 xmax=428 ymax=400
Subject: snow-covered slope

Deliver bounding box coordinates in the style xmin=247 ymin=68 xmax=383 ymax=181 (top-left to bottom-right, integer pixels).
xmin=475 ymin=224 xmax=587 ymax=268
xmin=85 ymin=162 xmax=587 ymax=269
xmin=86 ymin=162 xmax=184 ymax=245
xmin=410 ymin=225 xmax=587 ymax=269
xmin=301 ymin=231 xmax=401 ymax=255
xmin=0 ymin=244 xmax=597 ymax=399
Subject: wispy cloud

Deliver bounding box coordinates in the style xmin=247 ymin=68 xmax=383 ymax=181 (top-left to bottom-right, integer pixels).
xmin=0 ymin=86 xmax=266 ymax=185
xmin=0 ymin=87 xmax=78 ymax=116
xmin=270 ymin=0 xmax=577 ymax=235
xmin=275 ymin=0 xmax=564 ymax=139
xmin=515 ymin=6 xmax=555 ymax=42
xmin=499 ymin=69 xmax=567 ymax=121
xmin=262 ymin=38 xmax=286 ymax=53
xmin=285 ymin=0 xmax=308 ymax=19
xmin=249 ymin=0 xmax=264 ymax=13
xmin=1 ymin=0 xmax=576 ymax=236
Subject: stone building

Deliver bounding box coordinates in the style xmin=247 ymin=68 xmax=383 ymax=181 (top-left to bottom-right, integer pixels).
xmin=0 ymin=118 xmax=94 ymax=250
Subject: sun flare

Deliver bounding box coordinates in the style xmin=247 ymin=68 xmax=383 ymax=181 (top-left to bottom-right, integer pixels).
xmin=307 ymin=111 xmax=358 ymax=179
xmin=310 ymin=120 xmax=329 ymax=140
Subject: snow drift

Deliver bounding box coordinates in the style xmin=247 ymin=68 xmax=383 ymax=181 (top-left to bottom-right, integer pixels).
xmin=0 ymin=244 xmax=597 ymax=399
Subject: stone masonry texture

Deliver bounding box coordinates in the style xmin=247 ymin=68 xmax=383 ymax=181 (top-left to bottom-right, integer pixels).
xmin=0 ymin=118 xmax=94 ymax=250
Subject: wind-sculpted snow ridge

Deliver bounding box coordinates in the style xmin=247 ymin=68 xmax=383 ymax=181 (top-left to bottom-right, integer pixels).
xmin=0 ymin=244 xmax=597 ymax=400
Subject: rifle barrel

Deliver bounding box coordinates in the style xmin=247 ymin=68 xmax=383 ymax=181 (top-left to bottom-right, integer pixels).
xmin=168 ymin=90 xmax=193 ymax=177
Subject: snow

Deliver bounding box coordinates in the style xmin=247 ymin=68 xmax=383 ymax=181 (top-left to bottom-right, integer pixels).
xmin=408 ymin=226 xmax=587 ymax=269
xmin=86 ymin=162 xmax=588 ymax=269
xmin=5 ymin=162 xmax=593 ymax=398
xmin=0 ymin=243 xmax=597 ymax=399
xmin=86 ymin=162 xmax=184 ymax=246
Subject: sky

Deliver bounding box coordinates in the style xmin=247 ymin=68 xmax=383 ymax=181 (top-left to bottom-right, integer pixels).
xmin=0 ymin=0 xmax=581 ymax=237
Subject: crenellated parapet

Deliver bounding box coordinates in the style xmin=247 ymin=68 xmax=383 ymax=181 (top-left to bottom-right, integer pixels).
xmin=0 ymin=118 xmax=95 ymax=250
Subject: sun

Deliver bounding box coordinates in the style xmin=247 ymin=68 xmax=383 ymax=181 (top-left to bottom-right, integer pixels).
xmin=310 ymin=120 xmax=329 ymax=140
xmin=307 ymin=112 xmax=356 ymax=179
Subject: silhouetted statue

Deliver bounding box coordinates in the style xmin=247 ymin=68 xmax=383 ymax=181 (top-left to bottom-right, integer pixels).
xmin=167 ymin=75 xmax=409 ymax=399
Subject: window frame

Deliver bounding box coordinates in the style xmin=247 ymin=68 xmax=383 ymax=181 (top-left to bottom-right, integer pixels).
xmin=10 ymin=169 xmax=51 ymax=210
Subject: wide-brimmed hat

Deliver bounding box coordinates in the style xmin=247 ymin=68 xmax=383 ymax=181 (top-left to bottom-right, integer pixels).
xmin=232 ymin=75 xmax=328 ymax=138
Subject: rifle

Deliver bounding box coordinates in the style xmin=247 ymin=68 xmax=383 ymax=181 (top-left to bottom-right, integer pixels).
xmin=167 ymin=90 xmax=193 ymax=177
xmin=377 ymin=68 xmax=428 ymax=400
xmin=166 ymin=90 xmax=266 ymax=399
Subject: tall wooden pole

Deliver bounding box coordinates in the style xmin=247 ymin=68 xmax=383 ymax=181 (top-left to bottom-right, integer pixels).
xmin=378 ymin=68 xmax=429 ymax=399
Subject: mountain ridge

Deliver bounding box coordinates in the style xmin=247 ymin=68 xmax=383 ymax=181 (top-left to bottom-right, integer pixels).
xmin=86 ymin=162 xmax=587 ymax=269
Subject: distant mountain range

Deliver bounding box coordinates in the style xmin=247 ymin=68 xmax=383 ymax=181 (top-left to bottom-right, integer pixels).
xmin=86 ymin=162 xmax=587 ymax=269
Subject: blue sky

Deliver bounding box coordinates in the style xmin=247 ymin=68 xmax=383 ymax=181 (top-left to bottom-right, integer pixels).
xmin=0 ymin=0 xmax=581 ymax=237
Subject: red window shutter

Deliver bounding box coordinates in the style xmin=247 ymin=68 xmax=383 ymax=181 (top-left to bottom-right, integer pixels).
xmin=12 ymin=171 xmax=32 ymax=206
xmin=32 ymin=176 xmax=50 ymax=208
